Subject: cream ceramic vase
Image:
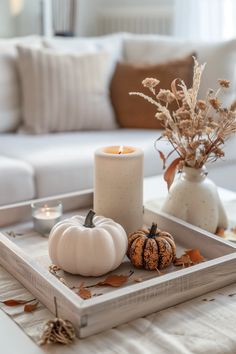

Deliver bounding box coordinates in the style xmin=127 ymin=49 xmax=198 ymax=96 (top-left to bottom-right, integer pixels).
xmin=160 ymin=166 xmax=228 ymax=233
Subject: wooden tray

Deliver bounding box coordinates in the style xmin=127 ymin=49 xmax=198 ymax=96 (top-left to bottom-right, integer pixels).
xmin=1 ymin=190 xmax=236 ymax=338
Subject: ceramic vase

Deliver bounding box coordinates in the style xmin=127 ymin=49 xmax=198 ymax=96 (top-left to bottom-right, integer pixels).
xmin=160 ymin=165 xmax=228 ymax=233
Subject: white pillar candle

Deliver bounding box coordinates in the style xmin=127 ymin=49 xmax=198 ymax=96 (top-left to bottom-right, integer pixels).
xmin=94 ymin=146 xmax=144 ymax=234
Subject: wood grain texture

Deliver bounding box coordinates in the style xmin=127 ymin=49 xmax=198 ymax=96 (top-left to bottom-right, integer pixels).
xmin=1 ymin=192 xmax=236 ymax=338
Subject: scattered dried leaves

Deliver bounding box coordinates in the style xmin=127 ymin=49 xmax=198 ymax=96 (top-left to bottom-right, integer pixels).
xmin=215 ymin=227 xmax=225 ymax=237
xmin=174 ymin=254 xmax=192 ymax=267
xmin=97 ymin=274 xmax=129 ymax=288
xmin=174 ymin=249 xmax=204 ymax=267
xmin=2 ymin=299 xmax=29 ymax=306
xmin=202 ymin=298 xmax=215 ymax=302
xmin=78 ymin=283 xmax=92 ymax=300
xmin=49 ymin=264 xmax=61 ymax=274
xmin=133 ymin=277 xmax=143 ymax=283
xmin=185 ymin=249 xmax=204 ymax=263
xmin=1 ymin=298 xmax=38 ymax=312
xmin=24 ymin=301 xmax=39 ymax=313
xmin=228 ymin=293 xmax=236 ymax=297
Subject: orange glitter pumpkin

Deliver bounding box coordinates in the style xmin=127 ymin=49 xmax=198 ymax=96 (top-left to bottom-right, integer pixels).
xmin=127 ymin=223 xmax=176 ymax=270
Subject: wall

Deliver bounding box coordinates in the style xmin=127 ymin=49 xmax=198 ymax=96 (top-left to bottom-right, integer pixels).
xmin=0 ymin=0 xmax=15 ymax=37
xmin=76 ymin=0 xmax=173 ymax=36
xmin=0 ymin=0 xmax=174 ymax=38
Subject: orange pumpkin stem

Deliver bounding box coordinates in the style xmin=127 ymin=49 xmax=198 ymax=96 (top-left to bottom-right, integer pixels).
xmin=148 ymin=223 xmax=158 ymax=238
xmin=84 ymin=210 xmax=96 ymax=228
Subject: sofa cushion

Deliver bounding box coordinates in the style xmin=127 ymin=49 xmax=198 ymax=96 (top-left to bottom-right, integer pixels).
xmin=0 ymin=130 xmax=164 ymax=198
xmin=110 ymin=54 xmax=194 ymax=129
xmin=0 ymin=36 xmax=41 ymax=133
xmin=0 ymin=156 xmax=35 ymax=206
xmin=124 ymin=34 xmax=236 ymax=106
xmin=17 ymin=46 xmax=117 ymax=134
xmin=43 ymin=33 xmax=126 ymax=82
xmin=43 ymin=33 xmax=125 ymax=56
xmin=1 ymin=130 xmax=236 ymax=200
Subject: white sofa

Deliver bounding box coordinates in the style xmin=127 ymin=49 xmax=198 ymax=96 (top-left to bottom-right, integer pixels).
xmin=0 ymin=33 xmax=236 ymax=206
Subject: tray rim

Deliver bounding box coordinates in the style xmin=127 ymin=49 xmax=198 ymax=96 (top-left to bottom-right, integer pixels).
xmin=1 ymin=190 xmax=236 ymax=336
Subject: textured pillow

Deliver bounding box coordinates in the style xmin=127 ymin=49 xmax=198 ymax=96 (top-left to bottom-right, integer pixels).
xmin=17 ymin=46 xmax=117 ymax=134
xmin=43 ymin=33 xmax=125 ymax=55
xmin=0 ymin=36 xmax=41 ymax=132
xmin=43 ymin=33 xmax=126 ymax=83
xmin=124 ymin=34 xmax=236 ymax=106
xmin=110 ymin=54 xmax=194 ymax=129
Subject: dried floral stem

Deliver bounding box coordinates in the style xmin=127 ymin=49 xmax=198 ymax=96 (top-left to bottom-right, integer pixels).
xmin=130 ymin=57 xmax=236 ymax=185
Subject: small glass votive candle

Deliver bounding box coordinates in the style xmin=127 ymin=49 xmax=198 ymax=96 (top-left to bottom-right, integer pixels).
xmin=31 ymin=201 xmax=62 ymax=235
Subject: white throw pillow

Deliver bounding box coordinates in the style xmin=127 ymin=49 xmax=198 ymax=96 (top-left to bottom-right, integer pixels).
xmin=124 ymin=34 xmax=236 ymax=106
xmin=43 ymin=33 xmax=126 ymax=82
xmin=43 ymin=33 xmax=125 ymax=55
xmin=17 ymin=46 xmax=117 ymax=134
xmin=0 ymin=36 xmax=41 ymax=132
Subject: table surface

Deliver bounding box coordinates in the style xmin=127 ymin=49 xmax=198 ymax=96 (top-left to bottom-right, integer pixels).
xmin=1 ymin=175 xmax=236 ymax=354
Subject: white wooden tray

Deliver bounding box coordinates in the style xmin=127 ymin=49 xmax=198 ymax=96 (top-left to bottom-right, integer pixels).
xmin=1 ymin=190 xmax=236 ymax=338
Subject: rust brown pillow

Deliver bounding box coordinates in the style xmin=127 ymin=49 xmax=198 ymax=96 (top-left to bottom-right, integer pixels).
xmin=110 ymin=54 xmax=195 ymax=129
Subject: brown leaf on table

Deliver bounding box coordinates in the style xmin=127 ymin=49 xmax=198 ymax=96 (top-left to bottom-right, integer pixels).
xmin=185 ymin=249 xmax=205 ymax=264
xmin=24 ymin=301 xmax=39 ymax=313
xmin=97 ymin=274 xmax=129 ymax=287
xmin=215 ymin=227 xmax=225 ymax=237
xmin=164 ymin=157 xmax=183 ymax=190
xmin=173 ymin=254 xmax=192 ymax=267
xmin=2 ymin=299 xmax=30 ymax=306
xmin=78 ymin=283 xmax=92 ymax=300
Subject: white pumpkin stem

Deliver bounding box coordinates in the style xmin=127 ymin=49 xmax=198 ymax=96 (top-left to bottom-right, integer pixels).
xmin=148 ymin=223 xmax=158 ymax=238
xmin=84 ymin=210 xmax=96 ymax=228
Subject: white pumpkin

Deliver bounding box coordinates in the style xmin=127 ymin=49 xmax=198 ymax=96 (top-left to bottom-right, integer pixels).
xmin=48 ymin=210 xmax=128 ymax=276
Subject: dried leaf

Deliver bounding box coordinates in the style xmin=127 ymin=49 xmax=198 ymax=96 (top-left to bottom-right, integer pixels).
xmin=215 ymin=227 xmax=225 ymax=237
xmin=185 ymin=249 xmax=204 ymax=263
xmin=2 ymin=299 xmax=29 ymax=306
xmin=133 ymin=277 xmax=143 ymax=283
xmin=97 ymin=274 xmax=129 ymax=287
xmin=24 ymin=301 xmax=39 ymax=313
xmin=171 ymin=78 xmax=182 ymax=99
xmin=164 ymin=157 xmax=182 ymax=190
xmin=49 ymin=264 xmax=61 ymax=273
xmin=157 ymin=150 xmax=166 ymax=169
xmin=174 ymin=249 xmax=204 ymax=267
xmin=78 ymin=283 xmax=92 ymax=300
xmin=173 ymin=254 xmax=192 ymax=267
xmin=228 ymin=293 xmax=236 ymax=297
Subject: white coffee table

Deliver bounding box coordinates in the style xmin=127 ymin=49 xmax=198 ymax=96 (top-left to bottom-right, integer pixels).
xmin=1 ymin=175 xmax=236 ymax=354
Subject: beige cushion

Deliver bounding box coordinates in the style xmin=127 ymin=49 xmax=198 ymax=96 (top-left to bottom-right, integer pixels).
xmin=0 ymin=36 xmax=41 ymax=132
xmin=110 ymin=54 xmax=194 ymax=129
xmin=17 ymin=46 xmax=117 ymax=134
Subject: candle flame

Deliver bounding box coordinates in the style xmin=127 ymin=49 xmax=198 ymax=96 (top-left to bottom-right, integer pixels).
xmin=118 ymin=146 xmax=124 ymax=154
